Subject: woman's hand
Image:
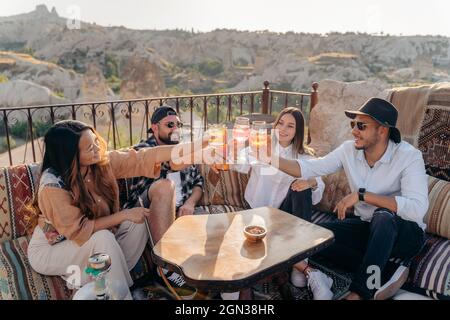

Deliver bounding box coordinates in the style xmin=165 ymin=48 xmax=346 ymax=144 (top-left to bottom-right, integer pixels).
xmin=121 ymin=207 xmax=151 ymax=224
xmin=291 ymin=178 xmax=317 ymax=192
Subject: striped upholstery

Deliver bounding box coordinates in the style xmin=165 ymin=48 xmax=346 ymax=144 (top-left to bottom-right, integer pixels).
xmin=425 ymin=176 xmax=450 ymax=239
xmin=0 ymin=236 xmax=71 ymax=300
xmin=195 ymin=205 xmax=244 ymax=215
xmin=408 ymin=235 xmax=450 ymax=299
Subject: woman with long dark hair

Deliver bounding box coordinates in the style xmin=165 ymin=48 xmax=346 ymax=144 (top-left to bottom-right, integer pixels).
xmin=27 ymin=120 xmax=202 ymax=299
xmin=233 ymin=107 xmax=333 ymax=300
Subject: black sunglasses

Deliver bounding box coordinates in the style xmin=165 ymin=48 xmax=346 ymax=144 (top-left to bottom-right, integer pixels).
xmin=159 ymin=121 xmax=183 ymax=129
xmin=350 ymin=121 xmax=369 ymax=131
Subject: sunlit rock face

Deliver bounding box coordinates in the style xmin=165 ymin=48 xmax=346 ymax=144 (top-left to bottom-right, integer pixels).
xmin=308 ymin=79 xmax=389 ymax=156
xmin=120 ymin=55 xmax=166 ymax=99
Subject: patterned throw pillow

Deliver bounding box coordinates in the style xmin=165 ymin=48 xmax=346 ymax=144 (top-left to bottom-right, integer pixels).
xmin=198 ymin=165 xmax=249 ymax=208
xmin=425 ymin=176 xmax=450 ymax=239
xmin=0 ymin=164 xmax=39 ymax=243
xmin=417 ymin=105 xmax=450 ymax=181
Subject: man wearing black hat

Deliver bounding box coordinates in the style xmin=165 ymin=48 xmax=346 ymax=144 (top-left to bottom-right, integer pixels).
xmin=259 ymin=98 xmax=428 ymax=300
xmin=123 ymin=105 xmax=204 ymax=298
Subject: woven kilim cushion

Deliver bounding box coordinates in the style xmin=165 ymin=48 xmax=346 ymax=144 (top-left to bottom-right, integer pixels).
xmin=425 ymin=176 xmax=450 ymax=239
xmin=198 ymin=165 xmax=249 ymax=208
xmin=0 ymin=164 xmax=40 ymax=243
xmin=417 ymin=105 xmax=450 ymax=181
xmin=0 ymin=235 xmax=71 ymax=300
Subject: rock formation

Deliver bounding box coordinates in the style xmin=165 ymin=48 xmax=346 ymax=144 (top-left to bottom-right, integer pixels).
xmin=0 ymin=51 xmax=83 ymax=100
xmin=1 ymin=5 xmax=449 ymax=95
xmin=308 ymin=79 xmax=389 ymax=156
xmin=79 ymin=63 xmax=115 ymax=101
xmin=120 ymin=55 xmax=166 ymax=99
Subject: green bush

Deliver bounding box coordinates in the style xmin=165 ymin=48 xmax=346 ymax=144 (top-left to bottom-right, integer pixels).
xmin=104 ymin=54 xmax=119 ymax=79
xmin=198 ymin=59 xmax=223 ymax=76
xmin=34 ymin=121 xmax=52 ymax=137
xmin=22 ymin=47 xmax=35 ymax=56
xmin=0 ymin=73 xmax=8 ymax=83
xmin=0 ymin=136 xmax=16 ymax=152
xmin=9 ymin=121 xmax=52 ymax=139
xmin=53 ymin=90 xmax=65 ymax=98
xmin=106 ymin=75 xmax=121 ymax=94
xmin=10 ymin=121 xmax=29 ymax=139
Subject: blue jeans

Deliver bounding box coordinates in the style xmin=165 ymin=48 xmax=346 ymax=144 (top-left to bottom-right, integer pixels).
xmin=314 ymin=208 xmax=424 ymax=299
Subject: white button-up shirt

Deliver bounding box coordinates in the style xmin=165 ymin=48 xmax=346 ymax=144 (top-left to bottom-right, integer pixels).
xmin=234 ymin=144 xmax=325 ymax=209
xmin=298 ymin=140 xmax=429 ymax=229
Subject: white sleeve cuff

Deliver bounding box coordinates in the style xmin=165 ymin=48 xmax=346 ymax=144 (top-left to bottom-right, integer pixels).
xmin=394 ymin=196 xmax=406 ymax=217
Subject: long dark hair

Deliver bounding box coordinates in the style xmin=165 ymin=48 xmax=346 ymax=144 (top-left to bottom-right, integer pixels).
xmin=274 ymin=107 xmax=315 ymax=157
xmin=36 ymin=120 xmax=119 ymax=221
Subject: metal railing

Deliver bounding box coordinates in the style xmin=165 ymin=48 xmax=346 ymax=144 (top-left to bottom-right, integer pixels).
xmin=0 ymin=81 xmax=318 ymax=166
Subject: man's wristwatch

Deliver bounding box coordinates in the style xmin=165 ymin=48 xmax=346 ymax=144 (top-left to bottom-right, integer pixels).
xmin=358 ymin=188 xmax=366 ymax=202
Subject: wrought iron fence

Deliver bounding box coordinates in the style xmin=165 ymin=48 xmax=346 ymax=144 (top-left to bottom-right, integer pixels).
xmin=0 ymin=81 xmax=318 ymax=166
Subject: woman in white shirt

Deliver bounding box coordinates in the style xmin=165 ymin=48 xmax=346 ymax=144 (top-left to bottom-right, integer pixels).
xmin=234 ymin=107 xmax=324 ymax=219
xmin=232 ymin=107 xmax=334 ymax=300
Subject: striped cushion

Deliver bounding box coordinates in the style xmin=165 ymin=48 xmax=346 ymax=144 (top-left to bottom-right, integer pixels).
xmin=198 ymin=165 xmax=249 ymax=208
xmin=195 ymin=205 xmax=245 ymax=215
xmin=0 ymin=236 xmax=71 ymax=300
xmin=425 ymin=176 xmax=450 ymax=239
xmin=408 ymin=234 xmax=450 ymax=299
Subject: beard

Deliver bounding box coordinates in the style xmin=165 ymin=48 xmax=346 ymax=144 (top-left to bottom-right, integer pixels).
xmin=158 ymin=132 xmax=180 ymax=145
xmin=354 ymin=135 xmax=379 ymax=151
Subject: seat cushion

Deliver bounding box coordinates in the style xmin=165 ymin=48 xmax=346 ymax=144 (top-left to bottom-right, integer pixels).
xmin=406 ymin=234 xmax=450 ymax=299
xmin=0 ymin=236 xmax=71 ymax=300
xmin=425 ymin=176 xmax=450 ymax=239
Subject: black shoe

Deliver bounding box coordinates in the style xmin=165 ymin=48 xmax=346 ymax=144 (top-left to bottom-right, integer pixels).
xmin=157 ymin=268 xmax=197 ymax=300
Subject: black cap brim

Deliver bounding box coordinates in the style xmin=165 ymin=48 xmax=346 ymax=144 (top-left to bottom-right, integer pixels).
xmin=345 ymin=110 xmax=368 ymax=119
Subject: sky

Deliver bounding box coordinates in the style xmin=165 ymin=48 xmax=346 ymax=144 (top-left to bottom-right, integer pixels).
xmin=2 ymin=0 xmax=450 ymax=36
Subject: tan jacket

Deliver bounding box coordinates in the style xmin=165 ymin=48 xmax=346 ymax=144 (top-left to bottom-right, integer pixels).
xmin=37 ymin=148 xmax=161 ymax=246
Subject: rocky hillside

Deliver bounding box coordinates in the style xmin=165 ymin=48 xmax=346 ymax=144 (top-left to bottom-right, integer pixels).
xmin=1 ymin=4 xmax=450 ymax=102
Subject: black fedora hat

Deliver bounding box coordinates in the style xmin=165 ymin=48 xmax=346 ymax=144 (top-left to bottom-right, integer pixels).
xmin=345 ymin=97 xmax=401 ymax=143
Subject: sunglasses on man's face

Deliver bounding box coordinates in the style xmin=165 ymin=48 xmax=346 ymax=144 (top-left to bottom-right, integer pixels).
xmin=350 ymin=121 xmax=369 ymax=131
xmin=160 ymin=121 xmax=183 ymax=129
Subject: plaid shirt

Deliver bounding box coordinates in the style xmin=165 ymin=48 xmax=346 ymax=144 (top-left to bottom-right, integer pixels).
xmin=122 ymin=136 xmax=204 ymax=209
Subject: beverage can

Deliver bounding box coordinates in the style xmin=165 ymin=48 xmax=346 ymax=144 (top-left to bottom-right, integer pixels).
xmin=88 ymin=253 xmax=111 ymax=273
